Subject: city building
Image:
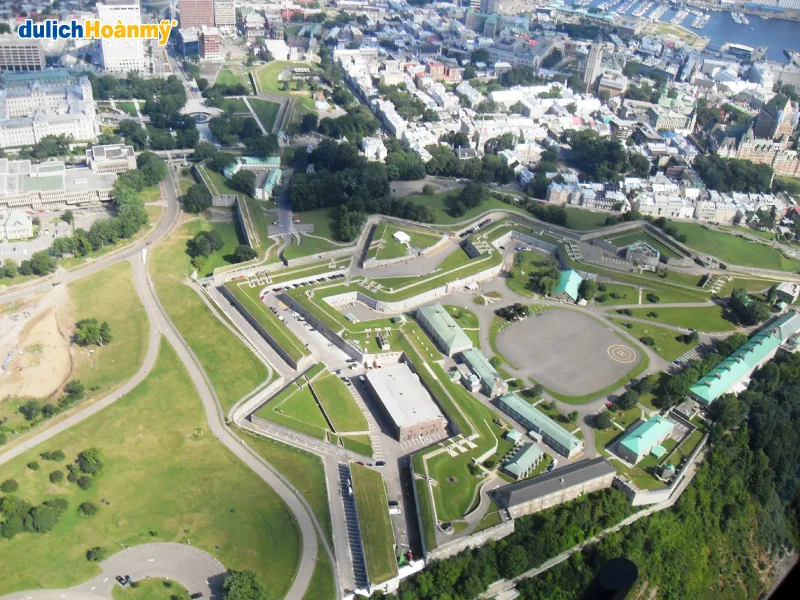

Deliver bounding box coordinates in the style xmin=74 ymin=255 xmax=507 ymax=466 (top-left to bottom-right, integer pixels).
xmin=584 ymin=35 xmax=604 ymax=94
xmin=776 ymin=282 xmax=800 ymax=305
xmin=361 ymin=137 xmax=387 ymax=161
xmin=180 ymin=0 xmax=215 ymax=29
xmin=597 ymin=70 xmax=629 ymax=98
xmin=615 ymin=415 xmax=675 ymax=465
xmin=213 ymin=0 xmax=236 ymax=30
xmin=496 ymin=392 xmax=584 ymax=458
xmin=690 ymin=311 xmax=800 ymax=404
xmin=493 ymin=457 xmax=616 ymax=518
xmin=460 ymin=348 xmax=507 ymax=398
xmin=624 ymin=240 xmax=661 ymax=270
xmin=416 ymin=302 xmax=473 ymax=357
xmin=0 ymin=158 xmax=116 ymax=211
xmin=200 ymin=26 xmax=222 ymax=60
xmin=753 ymin=93 xmax=797 ymax=142
xmin=363 ymin=362 xmax=448 ymax=442
xmin=255 ymin=169 xmax=282 ymax=200
xmin=222 ymin=156 xmax=281 ymax=178
xmin=0 ymin=35 xmax=45 ymax=72
xmin=0 ymin=70 xmax=98 ymax=149
xmin=503 ymin=444 xmax=544 ymax=480
xmin=552 ymin=269 xmax=582 ymax=302
xmin=2 ymin=210 xmax=33 ymax=240
xmin=85 ymin=144 xmax=136 ymax=174
xmin=97 ymin=0 xmax=147 ymax=73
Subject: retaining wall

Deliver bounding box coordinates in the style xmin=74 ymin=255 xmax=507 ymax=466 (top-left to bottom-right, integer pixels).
xmin=218 ymin=285 xmax=312 ymax=371
xmin=427 ymin=520 xmax=516 ymax=562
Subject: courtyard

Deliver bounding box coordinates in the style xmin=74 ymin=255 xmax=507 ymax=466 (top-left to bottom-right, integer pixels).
xmin=496 ymin=309 xmax=642 ymax=397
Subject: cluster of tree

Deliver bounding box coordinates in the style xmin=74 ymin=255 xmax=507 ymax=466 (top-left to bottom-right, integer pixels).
xmin=288 ymin=141 xmax=433 ymax=241
xmin=18 ymin=381 xmax=85 ymax=424
xmin=540 ymin=49 xmax=564 ymax=70
xmin=209 ymin=113 xmax=261 ymax=147
xmin=378 ymin=84 xmax=431 ymax=122
xmin=424 ymin=145 xmax=515 ymax=187
xmin=565 ymin=130 xmax=631 ymax=183
xmin=693 ymin=154 xmax=773 ymax=193
xmin=730 ymin=288 xmax=772 ymax=326
xmin=74 ymin=319 xmax=112 ymax=347
xmin=578 ymin=279 xmax=598 ymax=301
xmin=17 ymin=134 xmax=72 ymax=160
xmin=89 ymin=73 xmax=186 ymax=111
xmin=451 ymin=182 xmax=487 ymax=218
xmin=222 ymin=570 xmax=269 ymax=600
xmin=183 ymin=183 xmax=213 ymax=214
xmin=187 ymin=230 xmax=224 ymax=269
xmin=202 ymin=83 xmax=250 ymax=108
xmin=521 ymin=350 xmax=800 ymax=600
xmin=527 ymin=201 xmax=568 ymax=227
xmin=520 ymin=257 xmax=561 ymax=296
xmin=386 ymin=143 xmax=427 ymax=181
xmin=651 ymin=216 xmax=688 ymax=244
xmin=317 ymin=106 xmax=379 ymax=143
xmin=496 ymin=303 xmax=530 ymax=321
xmin=397 ymin=489 xmax=633 ymax=600
xmin=624 ymin=82 xmax=661 ymax=104
xmin=0 ymin=494 xmax=69 ymax=539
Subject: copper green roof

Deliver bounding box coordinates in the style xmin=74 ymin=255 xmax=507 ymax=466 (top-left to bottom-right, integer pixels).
xmin=497 ymin=393 xmax=582 ymax=454
xmin=417 ymin=303 xmax=473 ymax=354
xmin=620 ymin=415 xmax=674 ymax=456
xmin=461 ymin=348 xmax=502 ymax=394
xmin=504 ymin=443 xmax=543 ymax=478
xmin=553 ymin=269 xmax=582 ymax=301
xmin=690 ymin=311 xmax=800 ymax=404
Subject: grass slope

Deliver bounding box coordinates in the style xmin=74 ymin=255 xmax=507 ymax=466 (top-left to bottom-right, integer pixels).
xmin=311 ymin=373 xmax=368 ymax=433
xmin=625 ymin=305 xmax=737 ymax=333
xmin=351 ymin=464 xmax=397 ymax=584
xmin=0 ymin=341 xmax=299 ymax=596
xmin=249 ymin=98 xmax=281 ymax=132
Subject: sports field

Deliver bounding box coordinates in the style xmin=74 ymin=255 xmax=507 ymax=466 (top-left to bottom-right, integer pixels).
xmin=0 ymin=342 xmax=299 ymax=596
xmin=351 ymin=464 xmax=398 ymax=584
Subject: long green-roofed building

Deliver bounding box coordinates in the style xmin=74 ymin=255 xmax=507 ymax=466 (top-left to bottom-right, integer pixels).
xmin=690 ymin=311 xmax=800 ymax=405
xmin=616 ymin=414 xmax=674 ymax=465
xmin=461 ymin=348 xmax=507 ymax=397
xmin=553 ymin=269 xmax=582 ymax=302
xmin=417 ymin=302 xmax=473 ymax=356
xmin=497 ymin=392 xmax=584 ymax=458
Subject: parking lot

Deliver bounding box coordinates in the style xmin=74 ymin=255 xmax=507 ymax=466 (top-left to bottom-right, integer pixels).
xmin=496 ymin=309 xmax=642 ymax=397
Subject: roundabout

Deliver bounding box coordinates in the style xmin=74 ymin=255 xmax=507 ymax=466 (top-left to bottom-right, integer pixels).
xmin=496 ymin=309 xmax=642 ymax=398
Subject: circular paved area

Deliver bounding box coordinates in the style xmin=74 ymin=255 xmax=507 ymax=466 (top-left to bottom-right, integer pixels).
xmin=496 ymin=309 xmax=641 ymax=397
xmin=1 ymin=543 xmax=226 ymax=600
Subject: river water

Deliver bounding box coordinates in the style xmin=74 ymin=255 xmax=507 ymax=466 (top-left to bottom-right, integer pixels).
xmin=564 ymin=1 xmax=800 ymax=61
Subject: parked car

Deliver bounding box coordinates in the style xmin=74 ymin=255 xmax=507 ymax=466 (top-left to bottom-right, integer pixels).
xmin=375 ymin=461 xmax=386 ymax=467
xmin=125 ymin=576 xmax=133 ymax=585
xmin=190 ymin=594 xmax=203 ymax=599
xmin=356 ymin=461 xmax=365 ymax=466
xmin=359 ymin=375 xmax=366 ymax=382
xmin=389 ymin=507 xmax=401 ymax=515
xmin=115 ymin=576 xmax=126 ymax=586
xmin=388 ymin=500 xmax=399 ymax=507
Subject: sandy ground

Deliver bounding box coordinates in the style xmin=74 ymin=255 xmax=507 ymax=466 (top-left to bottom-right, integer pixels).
xmin=0 ymin=286 xmax=72 ymax=400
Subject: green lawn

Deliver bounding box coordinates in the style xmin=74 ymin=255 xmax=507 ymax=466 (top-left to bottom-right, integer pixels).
xmin=248 ymin=98 xmax=281 ymax=132
xmin=151 ymin=221 xmax=270 ymax=412
xmin=595 ymin=283 xmax=639 ymax=306
xmin=69 ymin=261 xmax=149 ymax=400
xmin=341 ymin=434 xmax=373 ymax=457
xmin=117 ymin=101 xmax=138 ymax=116
xmin=411 ymin=454 xmax=437 ymax=551
xmin=351 ymin=464 xmax=398 ymax=584
xmin=201 ymin=218 xmax=245 ymax=277
xmin=283 ymin=234 xmax=343 ymax=261
xmin=255 ymin=384 xmax=327 ymax=440
xmin=0 ymin=342 xmax=299 ymax=596
xmin=506 ymin=251 xmax=556 ymax=297
xmin=219 ymin=98 xmax=249 ymax=113
xmin=665 ymin=221 xmax=800 ymax=272
xmin=369 ymin=222 xmax=441 ymax=260
xmin=719 ymin=225 xmax=776 ymax=242
xmin=605 ymin=230 xmax=682 ymax=259
xmin=303 ymin=542 xmax=336 ymax=600
xmin=240 ymin=431 xmax=332 ymax=546
xmin=140 ymin=184 xmax=162 ymax=203
xmin=718 ymin=277 xmax=781 ymax=297
xmin=610 ymin=318 xmax=693 ymax=362
xmin=443 ymin=305 xmax=480 ymax=329
xmin=310 ymin=373 xmax=368 ymax=433
xmin=215 ymin=67 xmax=253 ymax=93
xmin=563 ymin=206 xmax=614 ymax=231
xmin=293 ymin=208 xmax=339 ymax=241
xmin=625 ymin=305 xmax=737 ymax=333
xmin=254 ymin=62 xmax=318 ymax=110
xmin=403 ymin=190 xmax=517 ymax=224
xmin=113 ymin=578 xmax=188 ymax=600
xmin=224 ymin=281 xmax=311 ymax=362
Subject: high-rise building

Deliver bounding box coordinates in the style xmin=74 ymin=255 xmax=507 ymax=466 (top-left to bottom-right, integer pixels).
xmin=584 ymin=35 xmax=604 ymax=94
xmin=753 ymin=93 xmax=798 ymax=143
xmin=0 ymin=35 xmax=46 ymax=71
xmin=213 ymin=0 xmax=236 ymax=30
xmin=97 ymin=0 xmax=146 ymax=73
xmin=180 ymin=0 xmax=215 ymax=29
xmin=200 ymin=25 xmax=222 ymax=60
xmin=480 ymin=0 xmax=497 ymax=13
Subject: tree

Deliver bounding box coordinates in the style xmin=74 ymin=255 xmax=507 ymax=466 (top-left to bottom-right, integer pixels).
xmin=578 ymin=279 xmax=598 ymax=301
xmin=194 ymin=141 xmax=218 ymax=161
xmin=233 ymin=245 xmax=258 ymax=263
xmin=300 ymin=113 xmax=319 ymax=133
xmin=74 ymin=319 xmax=112 ymax=347
xmin=229 ymin=170 xmax=256 ymax=195
xmin=28 ymin=251 xmax=56 ymax=275
xmin=595 ymin=411 xmax=613 ymax=430
xmin=77 ymin=476 xmax=94 ymax=490
xmin=61 ymin=210 xmax=74 ymax=225
xmin=24 ymin=505 xmax=60 ymax=533
xmin=78 ymin=502 xmax=98 ymax=517
xmin=76 ymin=447 xmax=104 ymax=474
xmin=422 ymin=184 xmax=436 ymax=195
xmin=244 ymin=134 xmax=280 ymax=158
xmin=49 ymin=470 xmax=64 ymax=483
xmin=223 ymin=570 xmax=268 ymax=600
xmin=0 ymin=480 xmax=19 ymax=493
xmin=617 ymin=390 xmax=639 ymax=411
xmin=568 ymin=410 xmax=579 ymax=423
xmin=183 ymin=184 xmax=212 ymax=213
xmin=19 ymin=400 xmax=42 ymax=421
xmin=86 ymin=546 xmax=108 ymax=562
xmin=640 ymin=336 xmax=656 ymax=346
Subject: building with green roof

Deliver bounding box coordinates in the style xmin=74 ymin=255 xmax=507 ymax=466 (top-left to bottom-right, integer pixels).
xmin=690 ymin=311 xmax=800 ymax=405
xmin=497 ymin=392 xmax=584 ymax=458
xmin=460 ymin=348 xmax=507 ymax=398
xmin=503 ymin=443 xmax=544 ymax=480
xmin=616 ymin=414 xmax=674 ymax=465
xmin=223 ymin=156 xmax=281 ymax=178
xmin=416 ymin=302 xmax=473 ymax=357
xmin=552 ymin=269 xmax=582 ymax=302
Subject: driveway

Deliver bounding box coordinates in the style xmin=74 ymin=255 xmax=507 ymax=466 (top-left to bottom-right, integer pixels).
xmin=1 ymin=543 xmax=226 ymax=600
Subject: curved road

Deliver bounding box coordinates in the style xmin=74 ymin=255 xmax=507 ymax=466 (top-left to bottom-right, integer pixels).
xmin=0 ymin=170 xmax=321 ymax=600
xmin=2 ymin=544 xmax=226 ymax=600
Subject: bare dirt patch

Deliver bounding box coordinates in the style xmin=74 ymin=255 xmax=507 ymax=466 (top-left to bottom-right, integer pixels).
xmin=1 ymin=307 xmax=71 ymax=399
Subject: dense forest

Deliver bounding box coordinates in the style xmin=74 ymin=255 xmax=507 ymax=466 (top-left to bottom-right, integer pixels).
xmin=399 ymin=351 xmax=800 ymax=600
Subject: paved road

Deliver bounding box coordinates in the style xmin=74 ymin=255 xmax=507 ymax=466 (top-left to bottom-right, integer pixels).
xmin=2 ymin=543 xmax=226 ymax=600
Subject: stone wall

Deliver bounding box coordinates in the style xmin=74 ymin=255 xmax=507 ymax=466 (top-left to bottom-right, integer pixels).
xmin=427 ymin=520 xmax=516 ymax=562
